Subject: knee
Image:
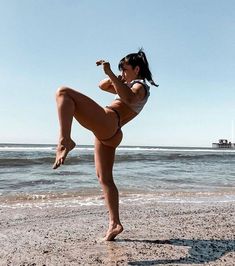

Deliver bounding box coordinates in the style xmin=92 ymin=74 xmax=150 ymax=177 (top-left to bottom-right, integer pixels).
xmin=96 ymin=171 xmax=114 ymax=187
xmin=55 ymin=86 xmax=71 ymax=98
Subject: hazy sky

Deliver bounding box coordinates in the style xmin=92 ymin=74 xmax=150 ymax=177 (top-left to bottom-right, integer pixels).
xmin=0 ymin=0 xmax=234 ymax=147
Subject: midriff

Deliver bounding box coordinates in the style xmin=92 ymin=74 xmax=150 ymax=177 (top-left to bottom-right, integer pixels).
xmin=107 ymin=99 xmax=138 ymax=127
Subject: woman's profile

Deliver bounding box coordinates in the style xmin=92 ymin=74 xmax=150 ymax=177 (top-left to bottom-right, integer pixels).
xmin=53 ymin=49 xmax=158 ymax=241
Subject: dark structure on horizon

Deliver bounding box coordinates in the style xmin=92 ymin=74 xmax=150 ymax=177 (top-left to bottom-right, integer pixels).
xmin=212 ymin=139 xmax=235 ymax=149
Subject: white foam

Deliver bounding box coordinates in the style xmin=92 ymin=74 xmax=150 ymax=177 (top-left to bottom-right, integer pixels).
xmin=1 ymin=144 xmax=235 ymax=153
xmin=74 ymin=147 xmax=94 ymax=151
xmin=0 ymin=147 xmax=54 ymax=151
xmin=1 ymin=193 xmax=234 ymax=209
xmin=117 ymin=147 xmax=235 ymax=153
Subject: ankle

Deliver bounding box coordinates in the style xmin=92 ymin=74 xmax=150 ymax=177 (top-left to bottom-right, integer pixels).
xmin=109 ymin=220 xmax=122 ymax=228
xmin=58 ymin=137 xmax=72 ymax=144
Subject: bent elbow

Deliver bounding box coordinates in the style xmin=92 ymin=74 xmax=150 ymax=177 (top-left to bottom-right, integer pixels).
xmin=99 ymin=81 xmax=109 ymax=91
xmin=98 ymin=82 xmax=105 ymax=90
xmin=98 ymin=83 xmax=103 ymax=90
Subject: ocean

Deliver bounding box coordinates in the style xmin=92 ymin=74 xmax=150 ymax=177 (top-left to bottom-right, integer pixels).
xmin=0 ymin=143 xmax=235 ymax=207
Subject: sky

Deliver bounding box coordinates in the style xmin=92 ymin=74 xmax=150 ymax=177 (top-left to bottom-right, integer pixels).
xmin=0 ymin=0 xmax=234 ymax=147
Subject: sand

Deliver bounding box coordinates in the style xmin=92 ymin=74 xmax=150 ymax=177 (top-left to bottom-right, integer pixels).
xmin=0 ymin=199 xmax=234 ymax=265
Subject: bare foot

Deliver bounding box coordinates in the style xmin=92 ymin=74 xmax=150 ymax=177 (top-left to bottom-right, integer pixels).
xmin=53 ymin=139 xmax=76 ymax=169
xmin=103 ymin=223 xmax=123 ymax=241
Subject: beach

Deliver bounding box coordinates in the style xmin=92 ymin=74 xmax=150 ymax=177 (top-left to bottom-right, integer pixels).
xmin=0 ymin=144 xmax=235 ymax=265
xmin=0 ymin=197 xmax=234 ymax=266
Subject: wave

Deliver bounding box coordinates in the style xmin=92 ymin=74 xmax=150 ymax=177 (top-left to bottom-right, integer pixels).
xmin=0 ymin=153 xmax=96 ymax=167
xmin=115 ymin=153 xmax=235 ymax=163
xmin=1 ymin=152 xmax=235 ymax=167
xmin=0 ymin=157 xmax=54 ymax=167
xmin=6 ymin=179 xmax=65 ymax=190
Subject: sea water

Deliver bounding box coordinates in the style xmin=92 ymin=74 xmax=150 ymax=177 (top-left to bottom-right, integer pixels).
xmin=0 ymin=144 xmax=235 ymax=207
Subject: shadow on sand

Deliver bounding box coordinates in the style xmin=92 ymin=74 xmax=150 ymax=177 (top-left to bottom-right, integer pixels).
xmin=116 ymin=238 xmax=235 ymax=265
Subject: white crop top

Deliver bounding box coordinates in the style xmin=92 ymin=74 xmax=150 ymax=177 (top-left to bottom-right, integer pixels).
xmin=114 ymin=79 xmax=150 ymax=114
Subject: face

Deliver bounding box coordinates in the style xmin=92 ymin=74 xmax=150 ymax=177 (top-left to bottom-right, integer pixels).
xmin=121 ymin=62 xmax=140 ymax=83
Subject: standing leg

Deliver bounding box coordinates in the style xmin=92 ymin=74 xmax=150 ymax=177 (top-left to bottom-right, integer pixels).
xmin=94 ymin=137 xmax=123 ymax=241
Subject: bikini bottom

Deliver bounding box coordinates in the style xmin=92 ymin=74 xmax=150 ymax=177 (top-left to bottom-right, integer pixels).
xmin=97 ymin=106 xmax=123 ymax=148
xmin=105 ymin=106 xmax=121 ymax=128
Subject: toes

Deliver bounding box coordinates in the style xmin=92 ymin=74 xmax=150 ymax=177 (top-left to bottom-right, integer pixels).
xmin=53 ymin=159 xmax=61 ymax=169
xmin=53 ymin=162 xmax=59 ymax=169
xmin=105 ymin=234 xmax=116 ymax=241
xmin=104 ymin=225 xmax=123 ymax=241
xmin=53 ymin=141 xmax=75 ymax=170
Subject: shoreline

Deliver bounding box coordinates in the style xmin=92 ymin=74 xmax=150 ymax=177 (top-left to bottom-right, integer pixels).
xmin=1 ymin=188 xmax=235 ymax=208
xmin=0 ymin=199 xmax=234 ymax=265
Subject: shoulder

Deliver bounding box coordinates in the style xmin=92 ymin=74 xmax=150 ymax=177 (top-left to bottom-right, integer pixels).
xmin=131 ymin=80 xmax=149 ymax=93
xmin=130 ymin=80 xmax=149 ymax=90
xmin=130 ymin=81 xmax=148 ymax=101
xmin=131 ymin=81 xmax=145 ymax=91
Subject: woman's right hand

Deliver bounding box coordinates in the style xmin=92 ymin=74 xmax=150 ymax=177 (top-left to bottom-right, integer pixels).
xmin=96 ymin=60 xmax=104 ymax=66
xmin=96 ymin=60 xmax=112 ymax=75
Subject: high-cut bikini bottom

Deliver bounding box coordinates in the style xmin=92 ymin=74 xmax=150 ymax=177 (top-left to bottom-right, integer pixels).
xmin=105 ymin=106 xmax=121 ymax=128
xmin=97 ymin=106 xmax=123 ymax=148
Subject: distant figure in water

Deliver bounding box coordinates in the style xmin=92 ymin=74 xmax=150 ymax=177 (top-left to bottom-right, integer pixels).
xmin=53 ymin=49 xmax=158 ymax=241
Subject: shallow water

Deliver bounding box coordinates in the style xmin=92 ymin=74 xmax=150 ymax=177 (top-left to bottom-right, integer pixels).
xmin=0 ymin=144 xmax=235 ymax=205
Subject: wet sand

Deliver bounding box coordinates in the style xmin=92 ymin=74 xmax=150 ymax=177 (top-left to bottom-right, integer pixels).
xmin=0 ymin=199 xmax=234 ymax=265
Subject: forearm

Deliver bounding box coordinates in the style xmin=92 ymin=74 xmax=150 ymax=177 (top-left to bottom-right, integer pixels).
xmin=96 ymin=59 xmax=135 ymax=100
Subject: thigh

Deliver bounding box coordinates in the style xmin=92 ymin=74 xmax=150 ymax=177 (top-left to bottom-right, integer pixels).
xmin=66 ymin=87 xmax=118 ymax=139
xmin=94 ymin=138 xmax=116 ymax=179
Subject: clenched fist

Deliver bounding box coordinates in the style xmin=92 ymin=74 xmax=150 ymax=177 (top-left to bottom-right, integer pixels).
xmin=96 ymin=60 xmax=112 ymax=75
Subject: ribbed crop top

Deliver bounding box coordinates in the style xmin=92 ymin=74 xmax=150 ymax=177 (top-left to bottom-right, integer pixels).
xmin=114 ymin=79 xmax=150 ymax=114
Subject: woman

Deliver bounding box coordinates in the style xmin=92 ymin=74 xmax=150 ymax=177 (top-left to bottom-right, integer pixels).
xmin=53 ymin=49 xmax=158 ymax=241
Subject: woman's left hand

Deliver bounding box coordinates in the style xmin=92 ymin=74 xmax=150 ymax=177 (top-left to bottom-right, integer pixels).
xmin=96 ymin=60 xmax=112 ymax=75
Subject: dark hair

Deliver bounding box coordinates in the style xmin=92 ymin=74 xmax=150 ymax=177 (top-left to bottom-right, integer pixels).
xmin=118 ymin=49 xmax=158 ymax=87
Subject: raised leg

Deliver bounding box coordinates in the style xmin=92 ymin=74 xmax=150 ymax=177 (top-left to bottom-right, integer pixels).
xmin=53 ymin=87 xmax=76 ymax=169
xmin=94 ymin=137 xmax=123 ymax=241
xmin=53 ymin=86 xmax=119 ymax=169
